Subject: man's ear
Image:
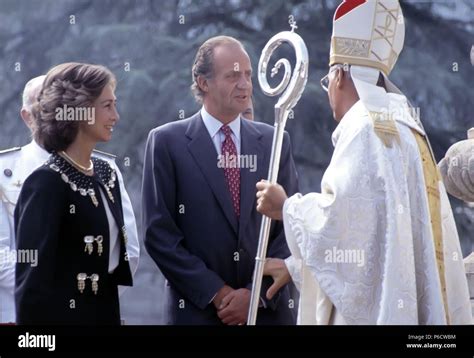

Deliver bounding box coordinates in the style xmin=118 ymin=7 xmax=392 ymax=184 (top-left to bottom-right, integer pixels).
xmin=197 ymin=75 xmax=209 ymax=94
xmin=20 ymin=109 xmax=33 ymax=128
xmin=335 ymin=68 xmax=345 ymax=90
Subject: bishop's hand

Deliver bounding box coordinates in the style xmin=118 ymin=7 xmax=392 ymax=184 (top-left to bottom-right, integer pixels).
xmin=255 ymin=180 xmax=287 ymax=220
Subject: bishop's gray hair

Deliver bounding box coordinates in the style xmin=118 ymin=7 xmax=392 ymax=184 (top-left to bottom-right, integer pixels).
xmin=22 ymin=75 xmax=46 ymax=112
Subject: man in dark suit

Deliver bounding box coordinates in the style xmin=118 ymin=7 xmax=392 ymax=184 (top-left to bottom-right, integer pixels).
xmin=142 ymin=36 xmax=298 ymax=325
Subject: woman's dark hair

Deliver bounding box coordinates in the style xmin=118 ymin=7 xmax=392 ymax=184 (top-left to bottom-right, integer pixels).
xmin=33 ymin=62 xmax=116 ymax=153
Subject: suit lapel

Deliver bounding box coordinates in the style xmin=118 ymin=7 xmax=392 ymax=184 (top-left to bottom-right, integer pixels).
xmin=186 ymin=113 xmax=239 ymax=235
xmin=239 ymin=119 xmax=264 ymax=232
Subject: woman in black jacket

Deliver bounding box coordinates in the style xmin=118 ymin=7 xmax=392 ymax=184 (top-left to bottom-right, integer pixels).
xmin=14 ymin=62 xmax=132 ymax=325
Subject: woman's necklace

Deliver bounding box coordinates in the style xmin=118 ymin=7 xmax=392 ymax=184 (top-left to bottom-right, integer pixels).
xmin=59 ymin=151 xmax=94 ymax=174
xmin=49 ymin=154 xmax=117 ymax=208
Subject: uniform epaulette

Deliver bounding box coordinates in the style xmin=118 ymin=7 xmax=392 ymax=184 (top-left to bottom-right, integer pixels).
xmin=92 ymin=149 xmax=117 ymax=159
xmin=0 ymin=147 xmax=21 ymax=155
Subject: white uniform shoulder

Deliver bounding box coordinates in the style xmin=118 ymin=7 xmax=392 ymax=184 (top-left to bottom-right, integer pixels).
xmin=0 ymin=147 xmax=21 ymax=156
xmin=0 ymin=147 xmax=23 ymax=180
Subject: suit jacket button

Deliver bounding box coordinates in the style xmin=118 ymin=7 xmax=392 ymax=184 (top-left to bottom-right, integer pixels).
xmin=4 ymin=169 xmax=12 ymax=177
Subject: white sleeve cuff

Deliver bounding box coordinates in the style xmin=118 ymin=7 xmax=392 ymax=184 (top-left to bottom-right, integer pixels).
xmin=284 ymin=255 xmax=302 ymax=292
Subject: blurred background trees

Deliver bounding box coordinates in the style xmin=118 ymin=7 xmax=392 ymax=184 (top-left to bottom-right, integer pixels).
xmin=0 ymin=0 xmax=472 ymax=323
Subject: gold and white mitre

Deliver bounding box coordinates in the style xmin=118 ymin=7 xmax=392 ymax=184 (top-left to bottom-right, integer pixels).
xmin=330 ymin=0 xmax=405 ymax=76
xmin=328 ymin=0 xmax=417 ymax=147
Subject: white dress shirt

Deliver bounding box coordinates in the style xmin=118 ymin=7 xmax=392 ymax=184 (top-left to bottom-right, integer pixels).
xmin=98 ymin=189 xmax=120 ymax=273
xmin=201 ymin=107 xmax=241 ymax=156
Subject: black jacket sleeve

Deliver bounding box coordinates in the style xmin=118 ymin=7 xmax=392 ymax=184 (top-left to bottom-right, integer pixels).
xmin=14 ymin=169 xmax=65 ymax=324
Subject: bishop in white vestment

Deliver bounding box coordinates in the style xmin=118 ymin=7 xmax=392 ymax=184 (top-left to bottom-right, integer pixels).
xmin=256 ymin=0 xmax=472 ymax=325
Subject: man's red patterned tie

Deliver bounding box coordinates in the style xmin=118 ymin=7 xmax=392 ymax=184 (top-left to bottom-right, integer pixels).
xmin=221 ymin=125 xmax=240 ymax=217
